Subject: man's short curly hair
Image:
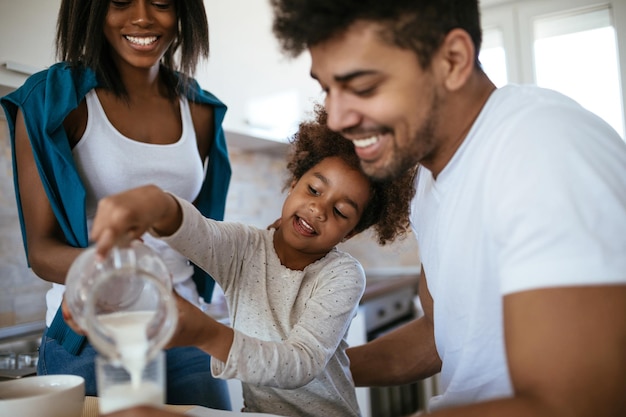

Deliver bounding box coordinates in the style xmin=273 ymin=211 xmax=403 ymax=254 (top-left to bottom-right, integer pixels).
xmin=285 ymin=105 xmax=417 ymax=246
xmin=270 ymin=0 xmax=482 ymax=69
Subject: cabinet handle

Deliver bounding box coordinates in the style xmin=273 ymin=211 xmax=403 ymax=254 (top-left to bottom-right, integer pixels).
xmin=3 ymin=61 xmax=42 ymax=76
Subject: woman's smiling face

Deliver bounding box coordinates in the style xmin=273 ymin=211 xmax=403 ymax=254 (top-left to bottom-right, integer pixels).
xmin=103 ymin=0 xmax=178 ymax=71
xmin=278 ymin=156 xmax=371 ymax=258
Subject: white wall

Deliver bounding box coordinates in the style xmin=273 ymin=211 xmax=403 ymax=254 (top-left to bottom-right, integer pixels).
xmin=0 ymin=0 xmax=60 ymax=90
xmin=199 ymin=0 xmax=322 ymax=140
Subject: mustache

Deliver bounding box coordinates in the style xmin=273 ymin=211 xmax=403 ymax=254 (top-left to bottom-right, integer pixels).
xmin=340 ymin=125 xmax=391 ymax=137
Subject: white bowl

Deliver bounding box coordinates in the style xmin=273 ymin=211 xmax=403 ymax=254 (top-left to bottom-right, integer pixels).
xmin=0 ymin=374 xmax=85 ymax=417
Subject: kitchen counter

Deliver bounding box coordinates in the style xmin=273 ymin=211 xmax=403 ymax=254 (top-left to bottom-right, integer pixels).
xmin=82 ymin=397 xmax=285 ymax=416
xmin=81 ymin=397 xmax=193 ymax=416
xmin=361 ymin=271 xmax=420 ymax=304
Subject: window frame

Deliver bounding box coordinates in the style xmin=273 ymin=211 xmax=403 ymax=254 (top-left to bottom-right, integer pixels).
xmin=480 ymin=0 xmax=626 ymax=136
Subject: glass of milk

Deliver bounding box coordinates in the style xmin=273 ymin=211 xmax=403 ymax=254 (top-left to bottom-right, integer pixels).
xmin=96 ymin=350 xmax=165 ymax=414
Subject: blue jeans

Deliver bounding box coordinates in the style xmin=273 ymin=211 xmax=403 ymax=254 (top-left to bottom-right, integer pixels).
xmin=37 ymin=328 xmax=231 ymax=410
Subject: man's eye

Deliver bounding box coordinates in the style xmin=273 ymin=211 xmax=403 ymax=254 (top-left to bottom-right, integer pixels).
xmin=353 ymin=86 xmax=377 ymax=96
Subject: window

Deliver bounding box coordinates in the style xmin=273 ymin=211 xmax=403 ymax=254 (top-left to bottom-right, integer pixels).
xmin=533 ymin=7 xmax=624 ymax=138
xmin=480 ymin=28 xmax=508 ymax=87
xmin=481 ymin=0 xmax=626 ymax=140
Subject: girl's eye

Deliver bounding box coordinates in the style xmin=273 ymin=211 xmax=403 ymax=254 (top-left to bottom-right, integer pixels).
xmin=111 ymin=0 xmax=130 ymax=7
xmin=334 ymin=207 xmax=348 ymax=219
xmin=308 ymin=185 xmax=319 ymax=196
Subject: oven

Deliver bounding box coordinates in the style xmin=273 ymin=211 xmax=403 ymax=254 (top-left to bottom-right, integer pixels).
xmin=348 ymin=273 xmax=440 ymax=417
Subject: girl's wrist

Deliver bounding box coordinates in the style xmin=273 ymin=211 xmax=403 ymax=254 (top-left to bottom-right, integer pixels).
xmin=152 ymin=190 xmax=182 ymax=236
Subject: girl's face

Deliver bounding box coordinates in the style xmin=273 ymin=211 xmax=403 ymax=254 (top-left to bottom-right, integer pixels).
xmin=278 ymin=156 xmax=371 ymax=261
xmin=103 ymin=0 xmax=178 ymax=72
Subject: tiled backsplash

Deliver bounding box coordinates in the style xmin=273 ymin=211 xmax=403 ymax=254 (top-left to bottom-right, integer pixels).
xmin=0 ymin=118 xmax=419 ymax=330
xmin=0 ymin=118 xmax=51 ymax=328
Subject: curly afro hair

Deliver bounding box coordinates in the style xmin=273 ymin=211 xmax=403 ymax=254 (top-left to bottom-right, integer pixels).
xmin=270 ymin=0 xmax=482 ymax=69
xmin=285 ymin=105 xmax=417 ymax=245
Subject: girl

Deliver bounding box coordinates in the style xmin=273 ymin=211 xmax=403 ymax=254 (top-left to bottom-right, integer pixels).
xmin=84 ymin=107 xmax=417 ymax=416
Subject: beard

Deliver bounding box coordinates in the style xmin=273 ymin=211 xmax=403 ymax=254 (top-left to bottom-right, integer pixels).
xmin=361 ymin=94 xmax=440 ymax=182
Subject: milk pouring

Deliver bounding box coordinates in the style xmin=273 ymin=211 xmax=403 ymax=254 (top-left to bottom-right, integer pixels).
xmin=65 ymin=241 xmax=178 ymax=411
xmin=98 ymin=311 xmax=154 ymax=388
xmin=96 ymin=350 xmax=165 ymax=414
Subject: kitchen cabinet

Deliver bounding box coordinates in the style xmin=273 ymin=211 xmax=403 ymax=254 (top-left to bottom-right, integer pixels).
xmin=0 ymin=0 xmax=60 ymax=96
xmin=197 ymin=0 xmax=517 ymax=152
xmin=200 ymin=0 xmax=322 ymax=151
xmin=0 ymin=1 xmax=321 ymax=150
xmin=350 ymin=271 xmax=434 ymax=417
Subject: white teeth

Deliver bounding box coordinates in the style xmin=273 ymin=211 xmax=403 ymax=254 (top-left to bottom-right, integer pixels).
xmin=353 ymin=136 xmax=378 ymax=148
xmin=125 ymin=36 xmax=157 ymax=46
xmin=300 ymin=218 xmax=315 ymax=233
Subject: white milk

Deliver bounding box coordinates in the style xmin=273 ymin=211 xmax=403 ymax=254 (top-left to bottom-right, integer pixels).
xmin=98 ymin=311 xmax=154 ymax=388
xmin=99 ymin=381 xmax=164 ymax=414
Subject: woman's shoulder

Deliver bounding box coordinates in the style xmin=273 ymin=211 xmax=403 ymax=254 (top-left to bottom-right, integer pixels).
xmin=181 ymin=75 xmax=226 ymax=108
xmin=5 ymin=62 xmax=96 ymax=106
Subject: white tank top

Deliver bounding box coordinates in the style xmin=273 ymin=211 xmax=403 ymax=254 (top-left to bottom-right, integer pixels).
xmin=46 ymin=90 xmax=205 ymax=326
xmin=75 ymin=90 xmax=203 ymax=214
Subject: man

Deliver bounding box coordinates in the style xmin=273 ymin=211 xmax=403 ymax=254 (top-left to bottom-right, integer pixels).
xmin=270 ymin=1 xmax=626 ymax=416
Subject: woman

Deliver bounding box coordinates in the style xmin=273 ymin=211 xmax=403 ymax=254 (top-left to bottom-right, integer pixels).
xmin=0 ymin=0 xmax=231 ymax=409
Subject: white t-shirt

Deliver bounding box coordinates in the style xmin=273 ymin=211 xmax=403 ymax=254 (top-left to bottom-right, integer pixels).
xmin=411 ymin=84 xmax=626 ymax=411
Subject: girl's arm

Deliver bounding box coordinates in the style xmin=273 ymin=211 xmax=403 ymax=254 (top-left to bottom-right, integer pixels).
xmin=212 ymin=262 xmax=365 ymax=389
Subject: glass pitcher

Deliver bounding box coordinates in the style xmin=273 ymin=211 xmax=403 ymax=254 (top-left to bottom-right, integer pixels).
xmin=64 ymin=240 xmax=178 ymax=366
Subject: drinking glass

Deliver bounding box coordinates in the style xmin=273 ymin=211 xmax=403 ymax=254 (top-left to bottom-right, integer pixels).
xmin=96 ymin=351 xmax=165 ymax=414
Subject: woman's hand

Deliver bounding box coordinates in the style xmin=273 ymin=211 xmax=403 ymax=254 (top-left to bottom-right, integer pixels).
xmin=167 ymin=291 xmax=234 ymax=363
xmin=60 ymin=296 xmax=87 ymax=336
xmin=91 ymin=185 xmax=182 ymax=259
xmin=165 ymin=292 xmax=210 ymax=349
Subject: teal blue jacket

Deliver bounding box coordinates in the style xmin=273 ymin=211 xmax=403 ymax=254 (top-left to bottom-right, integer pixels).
xmin=1 ymin=62 xmax=231 ymax=354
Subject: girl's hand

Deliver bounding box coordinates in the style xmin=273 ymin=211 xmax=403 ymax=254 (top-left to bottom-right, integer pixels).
xmin=91 ymin=185 xmax=181 ymax=259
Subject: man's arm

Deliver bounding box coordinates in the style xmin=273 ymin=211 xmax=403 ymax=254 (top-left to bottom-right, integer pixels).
xmin=425 ymin=285 xmax=626 ymax=417
xmin=348 ymin=268 xmax=442 ymax=386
